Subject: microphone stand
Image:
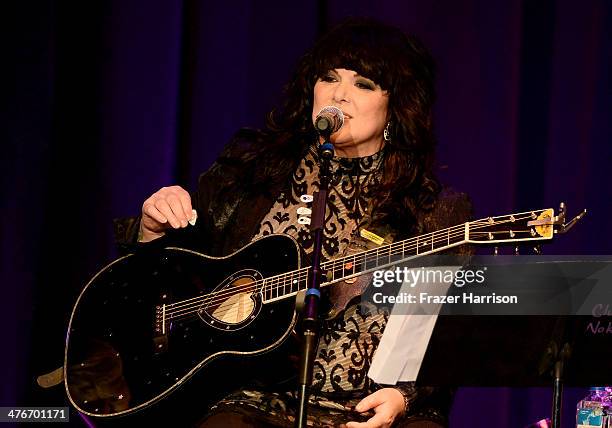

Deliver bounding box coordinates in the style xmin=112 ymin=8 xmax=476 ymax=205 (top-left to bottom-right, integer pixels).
xmin=294 ymin=140 xmax=334 ymax=428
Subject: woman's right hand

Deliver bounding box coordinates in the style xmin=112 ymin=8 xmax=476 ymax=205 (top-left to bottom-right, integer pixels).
xmin=139 ymin=185 xmax=194 ymax=242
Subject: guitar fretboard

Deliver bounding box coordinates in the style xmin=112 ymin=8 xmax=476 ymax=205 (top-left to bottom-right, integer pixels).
xmin=261 ymin=223 xmax=467 ymax=302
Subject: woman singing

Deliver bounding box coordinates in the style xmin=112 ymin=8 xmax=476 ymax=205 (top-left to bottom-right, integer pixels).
xmin=126 ymin=18 xmax=471 ymax=428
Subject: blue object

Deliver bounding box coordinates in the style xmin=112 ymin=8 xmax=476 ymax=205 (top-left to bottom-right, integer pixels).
xmin=320 ymin=142 xmax=334 ymax=152
xmin=305 ymin=288 xmax=321 ymax=298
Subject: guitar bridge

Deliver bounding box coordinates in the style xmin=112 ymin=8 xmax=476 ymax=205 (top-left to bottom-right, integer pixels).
xmin=153 ymin=304 xmax=168 ymax=354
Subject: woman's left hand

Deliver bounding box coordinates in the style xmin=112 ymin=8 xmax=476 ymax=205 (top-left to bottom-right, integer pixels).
xmin=345 ymin=388 xmax=405 ymax=428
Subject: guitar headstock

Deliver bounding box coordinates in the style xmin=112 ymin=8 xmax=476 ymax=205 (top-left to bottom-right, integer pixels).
xmin=467 ymin=203 xmax=587 ymax=245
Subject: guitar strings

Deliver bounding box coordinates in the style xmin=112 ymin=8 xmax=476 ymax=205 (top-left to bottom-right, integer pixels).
xmin=165 ymin=222 xmax=467 ymax=318
xmin=163 ymin=212 xmax=532 ymax=316
xmin=164 ymin=217 xmax=529 ymax=320
xmin=164 ymin=216 xmax=528 ymax=322
xmin=168 ymin=215 xmax=522 ymax=316
xmin=164 ymin=215 xmax=534 ymax=322
xmin=164 ymin=233 xmax=488 ymax=324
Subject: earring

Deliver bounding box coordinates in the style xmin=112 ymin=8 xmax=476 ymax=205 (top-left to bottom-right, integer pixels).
xmin=383 ymin=122 xmax=392 ymax=142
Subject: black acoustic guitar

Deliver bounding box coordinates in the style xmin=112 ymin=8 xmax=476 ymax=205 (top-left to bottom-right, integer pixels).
xmin=64 ymin=207 xmax=566 ymax=422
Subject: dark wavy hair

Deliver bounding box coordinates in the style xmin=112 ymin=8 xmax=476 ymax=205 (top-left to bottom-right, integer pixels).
xmin=225 ymin=18 xmax=440 ymax=235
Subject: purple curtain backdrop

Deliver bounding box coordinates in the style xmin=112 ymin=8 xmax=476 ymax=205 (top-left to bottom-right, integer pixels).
xmin=3 ymin=1 xmax=610 ymax=427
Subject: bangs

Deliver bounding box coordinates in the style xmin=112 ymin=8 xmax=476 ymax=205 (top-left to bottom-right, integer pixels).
xmin=310 ymin=20 xmax=409 ymax=90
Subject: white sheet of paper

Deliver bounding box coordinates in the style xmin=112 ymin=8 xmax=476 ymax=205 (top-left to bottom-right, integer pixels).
xmin=368 ymin=266 xmax=459 ymax=384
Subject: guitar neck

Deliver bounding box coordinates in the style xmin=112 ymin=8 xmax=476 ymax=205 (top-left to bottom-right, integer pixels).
xmin=261 ymin=207 xmax=556 ymax=302
xmin=262 ymin=223 xmax=468 ymax=303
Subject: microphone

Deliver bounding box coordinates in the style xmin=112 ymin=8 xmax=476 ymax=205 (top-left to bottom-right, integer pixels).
xmin=314 ymin=106 xmax=344 ymax=135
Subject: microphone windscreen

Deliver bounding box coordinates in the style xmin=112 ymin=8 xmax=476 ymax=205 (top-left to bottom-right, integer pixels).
xmin=314 ymin=106 xmax=344 ymax=134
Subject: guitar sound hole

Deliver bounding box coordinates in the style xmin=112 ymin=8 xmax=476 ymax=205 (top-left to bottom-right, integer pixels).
xmin=204 ymin=277 xmax=256 ymax=325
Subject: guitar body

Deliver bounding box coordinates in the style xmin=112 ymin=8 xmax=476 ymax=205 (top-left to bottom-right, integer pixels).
xmin=64 ymin=234 xmax=301 ymax=423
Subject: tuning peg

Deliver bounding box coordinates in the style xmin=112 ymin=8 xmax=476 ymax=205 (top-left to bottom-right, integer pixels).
xmin=557 ymin=202 xmax=567 ymax=223
xmin=300 ymin=194 xmax=314 ymax=203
